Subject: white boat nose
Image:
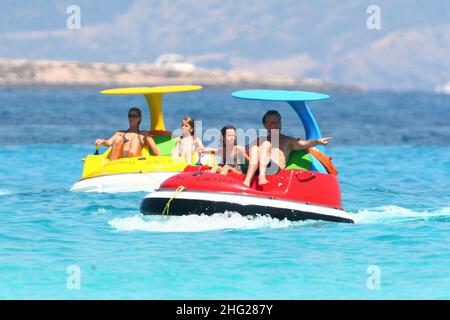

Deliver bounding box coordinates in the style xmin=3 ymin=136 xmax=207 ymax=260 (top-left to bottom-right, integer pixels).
xmin=70 ymin=172 xmax=178 ymax=193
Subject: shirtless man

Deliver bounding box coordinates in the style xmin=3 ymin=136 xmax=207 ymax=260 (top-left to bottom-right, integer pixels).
xmin=243 ymin=110 xmax=332 ymax=187
xmin=95 ymin=107 xmax=160 ymax=160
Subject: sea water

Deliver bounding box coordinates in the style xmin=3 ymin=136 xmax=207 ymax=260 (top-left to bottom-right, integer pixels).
xmin=0 ymin=87 xmax=449 ymax=299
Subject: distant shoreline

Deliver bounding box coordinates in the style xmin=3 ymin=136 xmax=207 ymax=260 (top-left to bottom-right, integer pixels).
xmin=0 ymin=58 xmax=362 ymax=92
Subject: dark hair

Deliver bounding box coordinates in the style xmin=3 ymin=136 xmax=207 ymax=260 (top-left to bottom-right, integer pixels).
xmin=221 ymin=125 xmax=237 ymax=146
xmin=129 ymin=107 xmax=142 ymax=125
xmin=182 ymin=116 xmax=195 ymax=136
xmin=262 ymin=110 xmax=281 ymax=124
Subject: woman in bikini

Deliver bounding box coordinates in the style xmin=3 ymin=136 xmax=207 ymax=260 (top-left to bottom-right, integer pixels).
xmin=199 ymin=125 xmax=249 ymax=175
xmin=95 ymin=107 xmax=160 ymax=160
xmin=172 ymin=116 xmax=204 ymax=164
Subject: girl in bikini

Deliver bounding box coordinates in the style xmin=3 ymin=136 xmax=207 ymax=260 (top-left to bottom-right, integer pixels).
xmin=200 ymin=125 xmax=249 ymax=175
xmin=172 ymin=116 xmax=204 ymax=164
xmin=95 ymin=107 xmax=160 ymax=160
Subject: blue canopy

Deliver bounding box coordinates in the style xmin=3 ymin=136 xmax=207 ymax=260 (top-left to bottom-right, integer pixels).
xmin=231 ymin=89 xmax=329 ymax=143
xmin=231 ymin=90 xmax=329 ymax=102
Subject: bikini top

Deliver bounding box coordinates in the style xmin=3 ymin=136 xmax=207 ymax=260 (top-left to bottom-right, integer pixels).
xmin=122 ymin=129 xmax=144 ymax=148
xmin=215 ymin=146 xmax=243 ymax=167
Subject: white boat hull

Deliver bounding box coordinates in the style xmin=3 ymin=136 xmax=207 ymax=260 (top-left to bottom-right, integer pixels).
xmin=70 ymin=172 xmax=178 ymax=193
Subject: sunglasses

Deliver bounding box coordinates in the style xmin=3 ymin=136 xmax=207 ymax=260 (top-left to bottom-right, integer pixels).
xmin=128 ymin=114 xmax=140 ymax=118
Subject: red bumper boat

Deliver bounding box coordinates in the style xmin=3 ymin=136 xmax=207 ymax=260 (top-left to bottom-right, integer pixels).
xmin=140 ymin=90 xmax=354 ymax=224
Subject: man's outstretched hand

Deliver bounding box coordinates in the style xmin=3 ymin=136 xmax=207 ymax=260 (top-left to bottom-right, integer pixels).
xmin=316 ymin=137 xmax=333 ymax=146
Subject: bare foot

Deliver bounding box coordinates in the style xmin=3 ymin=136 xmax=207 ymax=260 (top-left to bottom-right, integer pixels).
xmin=243 ymin=179 xmax=251 ymax=187
xmin=258 ymin=175 xmax=269 ymax=185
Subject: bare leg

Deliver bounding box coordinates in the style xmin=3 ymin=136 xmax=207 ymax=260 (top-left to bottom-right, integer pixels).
xmin=243 ymin=143 xmax=259 ymax=187
xmin=221 ymin=165 xmax=241 ymax=175
xmin=109 ymin=133 xmax=125 ymax=161
xmin=220 ymin=165 xmax=231 ymax=175
xmin=210 ymin=165 xmax=222 ymax=173
xmin=127 ymin=133 xmax=142 ymax=158
xmin=258 ymin=140 xmax=271 ymax=185
xmin=269 ymin=148 xmax=286 ymax=172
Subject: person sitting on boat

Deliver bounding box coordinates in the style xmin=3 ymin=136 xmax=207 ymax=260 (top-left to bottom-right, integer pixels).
xmin=199 ymin=125 xmax=249 ymax=175
xmin=95 ymin=107 xmax=160 ymax=160
xmin=243 ymin=110 xmax=332 ymax=187
xmin=172 ymin=116 xmax=204 ymax=164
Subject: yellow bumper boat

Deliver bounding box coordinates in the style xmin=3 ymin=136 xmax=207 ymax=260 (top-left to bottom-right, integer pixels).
xmin=70 ymin=85 xmax=213 ymax=193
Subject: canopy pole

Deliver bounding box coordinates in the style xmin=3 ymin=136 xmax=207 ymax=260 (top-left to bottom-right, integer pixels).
xmin=145 ymin=93 xmax=165 ymax=131
xmin=288 ymin=101 xmax=324 ymax=152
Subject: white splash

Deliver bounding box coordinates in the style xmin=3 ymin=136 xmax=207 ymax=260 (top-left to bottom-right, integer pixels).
xmin=108 ymin=211 xmax=294 ymax=233
xmin=353 ymin=205 xmax=450 ymax=224
xmin=107 ymin=206 xmax=450 ymax=232
xmin=93 ymin=208 xmax=111 ymax=215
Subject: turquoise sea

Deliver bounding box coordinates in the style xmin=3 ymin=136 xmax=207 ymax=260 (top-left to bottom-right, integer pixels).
xmin=0 ymin=87 xmax=449 ymax=299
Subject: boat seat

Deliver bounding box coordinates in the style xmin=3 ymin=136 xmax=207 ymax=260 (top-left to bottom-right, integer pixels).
xmin=285 ymin=150 xmax=313 ymax=171
xmin=149 ymin=134 xmax=177 ymax=156
xmin=238 ymin=150 xmax=313 ymax=175
xmin=141 ymin=146 xmax=151 ymax=157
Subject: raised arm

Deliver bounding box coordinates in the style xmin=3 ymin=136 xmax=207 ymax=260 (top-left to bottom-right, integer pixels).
xmin=95 ymin=131 xmax=121 ymax=148
xmin=291 ymin=137 xmax=333 ymax=150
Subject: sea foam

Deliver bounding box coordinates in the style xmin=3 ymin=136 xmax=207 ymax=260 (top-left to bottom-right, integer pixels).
xmin=108 ymin=211 xmax=296 ymax=233
xmin=353 ymin=205 xmax=450 ymax=224
xmin=108 ymin=206 xmax=450 ymax=233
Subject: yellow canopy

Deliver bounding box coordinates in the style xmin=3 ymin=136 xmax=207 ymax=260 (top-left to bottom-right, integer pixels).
xmin=101 ymin=85 xmax=202 ymax=131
